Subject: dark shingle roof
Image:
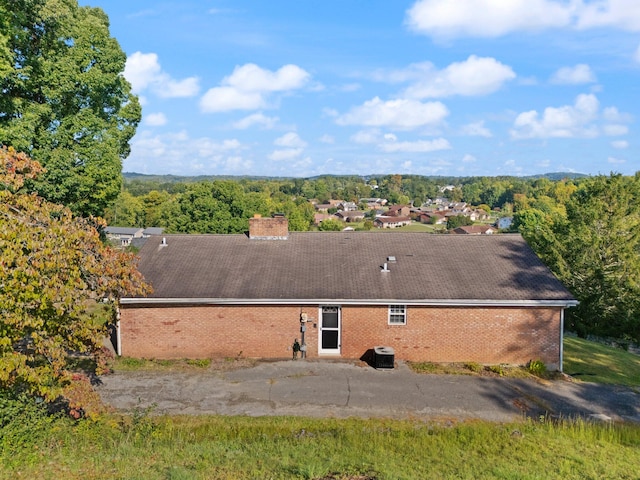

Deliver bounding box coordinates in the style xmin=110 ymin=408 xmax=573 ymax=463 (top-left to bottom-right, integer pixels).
xmin=126 ymin=232 xmax=575 ymax=305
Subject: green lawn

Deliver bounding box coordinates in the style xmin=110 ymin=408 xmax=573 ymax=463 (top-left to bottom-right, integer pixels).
xmin=563 ymin=336 xmax=640 ymax=387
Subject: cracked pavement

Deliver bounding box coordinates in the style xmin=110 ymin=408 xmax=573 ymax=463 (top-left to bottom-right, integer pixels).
xmin=96 ymin=360 xmax=640 ymax=423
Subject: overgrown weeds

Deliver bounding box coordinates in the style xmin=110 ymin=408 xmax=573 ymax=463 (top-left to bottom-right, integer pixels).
xmin=1 ymin=413 xmax=639 ymax=479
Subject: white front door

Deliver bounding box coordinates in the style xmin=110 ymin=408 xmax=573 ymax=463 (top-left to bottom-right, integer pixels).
xmin=318 ymin=306 xmax=341 ymax=355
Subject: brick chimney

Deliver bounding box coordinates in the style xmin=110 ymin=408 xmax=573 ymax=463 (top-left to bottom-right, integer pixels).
xmin=248 ymin=214 xmax=289 ymax=240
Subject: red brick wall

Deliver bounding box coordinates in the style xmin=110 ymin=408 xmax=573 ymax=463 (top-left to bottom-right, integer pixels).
xmin=248 ymin=216 xmax=288 ymax=239
xmin=119 ymin=304 xmax=561 ymax=367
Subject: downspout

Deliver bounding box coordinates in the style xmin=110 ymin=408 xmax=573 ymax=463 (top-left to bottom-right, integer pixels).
xmin=116 ymin=304 xmax=122 ymax=356
xmin=559 ymin=308 xmax=565 ymax=373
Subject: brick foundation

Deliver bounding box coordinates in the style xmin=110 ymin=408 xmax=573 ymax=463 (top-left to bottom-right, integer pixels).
xmin=119 ymin=303 xmax=562 ymax=368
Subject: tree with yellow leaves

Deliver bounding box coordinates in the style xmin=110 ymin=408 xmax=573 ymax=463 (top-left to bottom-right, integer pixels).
xmin=0 ymin=146 xmax=149 ymax=404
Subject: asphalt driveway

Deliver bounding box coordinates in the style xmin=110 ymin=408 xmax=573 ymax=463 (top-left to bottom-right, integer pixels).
xmin=96 ymin=360 xmax=640 ymax=423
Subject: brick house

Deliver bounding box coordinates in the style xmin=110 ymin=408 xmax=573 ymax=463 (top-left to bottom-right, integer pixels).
xmin=118 ymin=216 xmax=577 ymax=369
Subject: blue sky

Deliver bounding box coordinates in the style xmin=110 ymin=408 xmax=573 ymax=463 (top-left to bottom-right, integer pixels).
xmin=81 ymin=0 xmax=640 ymax=177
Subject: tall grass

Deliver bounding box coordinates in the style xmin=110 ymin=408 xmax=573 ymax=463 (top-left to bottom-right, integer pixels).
xmin=2 ymin=412 xmax=639 ymax=479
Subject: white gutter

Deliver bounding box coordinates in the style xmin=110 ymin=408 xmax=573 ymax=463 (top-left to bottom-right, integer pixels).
xmin=559 ymin=308 xmax=565 ymax=373
xmin=120 ymin=297 xmax=579 ymax=308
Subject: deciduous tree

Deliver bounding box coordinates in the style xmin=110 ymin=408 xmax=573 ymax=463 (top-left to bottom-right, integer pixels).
xmin=0 ymin=147 xmax=149 ymax=401
xmin=0 ymin=0 xmax=140 ymax=217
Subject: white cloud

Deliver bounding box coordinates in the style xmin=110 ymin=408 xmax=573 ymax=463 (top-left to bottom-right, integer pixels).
xmin=550 ymin=64 xmax=596 ymax=84
xmin=200 ymin=63 xmax=310 ymax=113
xmin=337 ymin=97 xmax=449 ymax=129
xmin=144 ymin=112 xmax=167 ymax=126
xmin=274 ymin=132 xmax=307 ymax=148
xmin=268 ymin=148 xmax=304 ymax=161
xmin=510 ymin=93 xmax=600 ymax=139
xmin=222 ymin=63 xmax=310 ymax=92
xmin=350 ymin=129 xmax=381 ymax=144
xmin=406 ymin=0 xmax=575 ymax=39
xmin=576 ymin=0 xmax=640 ymax=31
xmin=406 ymin=0 xmax=640 ymax=39
xmin=603 ymin=124 xmax=629 ymax=136
xmin=200 ymin=87 xmax=266 ymax=113
xmin=403 ymin=56 xmax=516 ymax=98
xmin=383 ymin=133 xmax=398 ymax=142
xmin=379 ymin=138 xmax=451 ymax=153
xmin=319 ymin=134 xmax=335 ymax=144
xmin=462 ymin=154 xmax=476 ymax=163
xmin=127 ymin=130 xmax=246 ymax=174
xmin=232 ymin=112 xmax=279 ymax=129
xmin=603 ymin=106 xmax=632 ymax=123
xmin=461 ymin=121 xmax=492 ymax=137
xmin=124 ymin=52 xmax=200 ymax=98
xmin=611 ymin=140 xmax=629 ymax=149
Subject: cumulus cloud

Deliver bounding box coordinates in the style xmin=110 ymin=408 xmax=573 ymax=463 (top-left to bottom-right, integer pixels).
xmin=144 ymin=112 xmax=167 ymax=126
xmin=461 ymin=121 xmax=492 ymax=137
xmin=200 ymin=63 xmax=310 ymax=113
xmin=124 ymin=52 xmax=200 ymax=98
xmin=319 ymin=134 xmax=335 ymax=144
xmin=611 ymin=140 xmax=629 ymax=149
xmin=406 ymin=0 xmax=640 ymax=39
xmin=232 ymin=112 xmax=279 ymax=129
xmin=405 ymin=0 xmax=575 ymax=39
xmin=268 ymin=148 xmax=304 ymax=161
xmin=268 ymin=132 xmax=307 ymax=161
xmin=462 ymin=154 xmax=477 ymax=163
xmin=550 ymin=64 xmax=596 ymax=84
xmin=379 ymin=138 xmax=451 ymax=153
xmin=403 ymin=56 xmax=516 ymax=98
xmin=274 ymin=132 xmax=307 ymax=148
xmin=603 ymin=124 xmax=629 ymax=136
xmin=337 ymin=97 xmax=449 ymax=129
xmin=510 ymin=93 xmax=600 ymax=139
xmin=127 ymin=130 xmax=247 ymax=174
xmin=350 ymin=129 xmax=382 ymax=144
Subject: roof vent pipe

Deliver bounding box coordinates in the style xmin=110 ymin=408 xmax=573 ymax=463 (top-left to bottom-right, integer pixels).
xmin=160 ymin=237 xmax=167 ymax=247
xmin=381 ymin=262 xmax=390 ymax=273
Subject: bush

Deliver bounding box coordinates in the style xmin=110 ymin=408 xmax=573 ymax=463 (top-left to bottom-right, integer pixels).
xmin=527 ymin=359 xmax=547 ymax=377
xmin=0 ymin=390 xmax=57 ymax=463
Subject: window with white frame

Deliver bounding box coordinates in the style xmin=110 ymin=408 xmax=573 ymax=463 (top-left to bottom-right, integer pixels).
xmin=388 ymin=305 xmax=407 ymax=325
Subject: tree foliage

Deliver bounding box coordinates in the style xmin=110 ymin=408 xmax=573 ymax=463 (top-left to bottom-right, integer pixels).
xmin=0 ymin=0 xmax=140 ymax=217
xmin=446 ymin=214 xmax=473 ymax=230
xmin=515 ymin=174 xmax=640 ymax=342
xmin=0 ymin=147 xmax=149 ymax=401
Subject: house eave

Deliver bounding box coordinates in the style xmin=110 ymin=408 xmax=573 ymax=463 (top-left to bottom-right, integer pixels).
xmin=120 ymin=297 xmax=579 ymax=308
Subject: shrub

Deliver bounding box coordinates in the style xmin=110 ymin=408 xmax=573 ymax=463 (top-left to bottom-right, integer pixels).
xmin=527 ymin=359 xmax=547 ymax=377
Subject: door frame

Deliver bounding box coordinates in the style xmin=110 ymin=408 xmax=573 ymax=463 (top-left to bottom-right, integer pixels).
xmin=318 ymin=305 xmax=341 ymax=355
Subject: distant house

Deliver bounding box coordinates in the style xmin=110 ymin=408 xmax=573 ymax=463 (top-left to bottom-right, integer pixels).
xmin=335 ymin=210 xmax=366 ymax=223
xmin=359 ymin=198 xmax=387 ymax=209
xmin=314 ymin=213 xmax=335 ymax=226
xmin=419 ymin=213 xmax=446 ymax=225
xmin=105 ymin=226 xmax=164 ymax=248
xmin=119 ymin=216 xmax=577 ymax=369
xmin=374 ymin=216 xmax=412 ymax=229
xmin=338 ymin=201 xmax=358 ymax=212
xmin=314 ymin=203 xmax=333 ymax=213
xmin=386 ymin=205 xmax=411 ymax=217
xmin=451 ymin=225 xmax=496 ymax=235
